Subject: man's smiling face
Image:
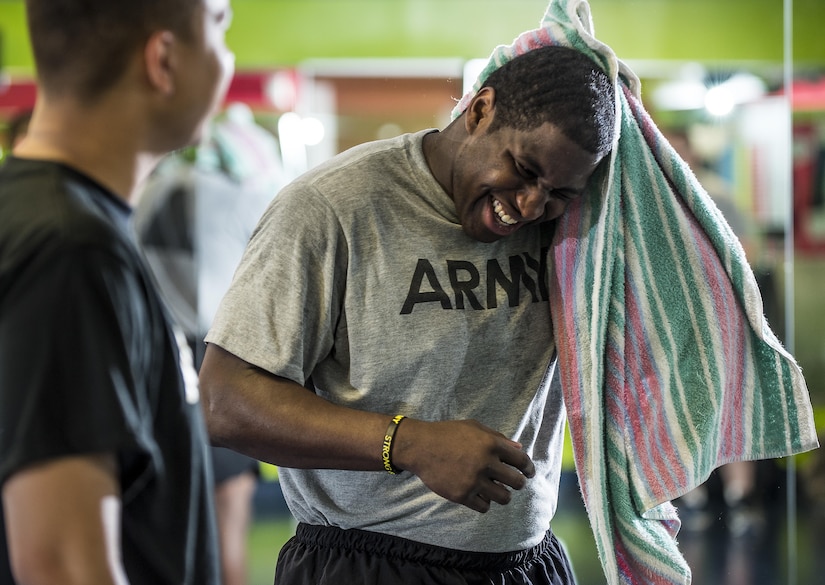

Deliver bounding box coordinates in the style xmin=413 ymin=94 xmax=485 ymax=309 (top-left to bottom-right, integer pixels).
xmin=449 ymin=118 xmax=604 ymax=243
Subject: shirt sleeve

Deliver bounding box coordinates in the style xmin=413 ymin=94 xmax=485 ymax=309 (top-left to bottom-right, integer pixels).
xmin=205 ymin=183 xmax=348 ymax=385
xmin=0 ymin=239 xmax=152 ymax=487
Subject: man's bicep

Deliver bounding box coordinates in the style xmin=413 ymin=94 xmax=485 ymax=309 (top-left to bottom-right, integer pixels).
xmin=2 ymin=453 xmax=125 ymax=585
xmin=199 ymin=342 xmax=327 ymax=463
xmin=199 ymin=342 xmax=307 ymax=426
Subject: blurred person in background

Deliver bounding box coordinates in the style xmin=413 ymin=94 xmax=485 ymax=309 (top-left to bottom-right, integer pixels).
xmin=135 ymin=103 xmax=288 ymax=585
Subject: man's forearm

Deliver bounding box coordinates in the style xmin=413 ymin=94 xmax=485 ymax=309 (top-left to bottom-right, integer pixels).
xmin=199 ymin=342 xmax=390 ymax=470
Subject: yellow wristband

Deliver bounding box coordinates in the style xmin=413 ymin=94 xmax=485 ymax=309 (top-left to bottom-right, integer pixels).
xmin=381 ymin=415 xmax=406 ymax=475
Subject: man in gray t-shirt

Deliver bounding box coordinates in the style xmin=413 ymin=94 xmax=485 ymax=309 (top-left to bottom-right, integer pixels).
xmin=201 ymin=46 xmax=615 ymax=585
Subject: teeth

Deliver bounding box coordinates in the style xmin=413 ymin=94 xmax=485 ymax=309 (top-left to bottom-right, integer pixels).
xmin=493 ymin=198 xmax=518 ymax=225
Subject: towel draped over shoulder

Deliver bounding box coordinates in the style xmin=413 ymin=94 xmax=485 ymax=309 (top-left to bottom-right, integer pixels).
xmin=451 ymin=1 xmax=819 ymax=583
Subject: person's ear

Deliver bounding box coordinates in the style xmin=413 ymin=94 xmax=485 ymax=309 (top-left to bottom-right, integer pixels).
xmin=464 ymin=87 xmax=496 ymax=134
xmin=144 ymin=31 xmax=177 ymax=96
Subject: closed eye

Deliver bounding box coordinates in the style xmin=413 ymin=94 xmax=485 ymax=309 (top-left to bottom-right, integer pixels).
xmin=512 ymin=156 xmax=537 ymax=180
xmin=551 ymin=189 xmax=580 ymax=202
xmin=511 ymin=154 xmax=581 ymax=203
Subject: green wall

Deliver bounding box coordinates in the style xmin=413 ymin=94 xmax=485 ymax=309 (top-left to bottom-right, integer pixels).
xmin=1 ymin=0 xmax=824 ymax=77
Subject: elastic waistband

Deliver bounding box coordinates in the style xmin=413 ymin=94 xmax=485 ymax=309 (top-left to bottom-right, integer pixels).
xmin=292 ymin=523 xmax=559 ymax=572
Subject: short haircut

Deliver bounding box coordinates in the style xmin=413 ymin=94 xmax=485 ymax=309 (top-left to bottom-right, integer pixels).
xmin=482 ymin=46 xmax=615 ymax=156
xmin=24 ymin=0 xmax=201 ymax=101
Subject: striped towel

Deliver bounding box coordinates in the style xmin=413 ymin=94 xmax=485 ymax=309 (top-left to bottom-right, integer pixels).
xmin=452 ymin=1 xmax=820 ymax=583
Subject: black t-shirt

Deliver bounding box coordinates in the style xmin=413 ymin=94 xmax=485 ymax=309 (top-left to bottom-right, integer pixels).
xmin=0 ymin=157 xmax=219 ymax=584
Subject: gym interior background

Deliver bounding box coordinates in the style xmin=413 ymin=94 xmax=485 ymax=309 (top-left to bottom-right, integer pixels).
xmin=1 ymin=1 xmax=824 ymax=583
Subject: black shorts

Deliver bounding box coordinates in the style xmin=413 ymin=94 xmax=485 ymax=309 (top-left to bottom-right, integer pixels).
xmin=274 ymin=523 xmax=576 ymax=585
xmin=210 ymin=445 xmax=258 ymax=485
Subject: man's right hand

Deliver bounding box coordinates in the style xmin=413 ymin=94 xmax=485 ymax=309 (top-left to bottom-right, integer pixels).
xmin=391 ymin=418 xmax=536 ymax=513
xmin=200 ymin=343 xmax=535 ymax=514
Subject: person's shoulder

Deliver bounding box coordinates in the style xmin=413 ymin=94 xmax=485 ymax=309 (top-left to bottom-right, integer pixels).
xmin=339 ymin=131 xmax=419 ymax=160
xmin=306 ymin=131 xmax=425 ymax=180
xmin=0 ymin=158 xmax=131 ymax=260
xmin=284 ymin=131 xmax=428 ymax=202
xmin=258 ymin=131 xmax=433 ymax=232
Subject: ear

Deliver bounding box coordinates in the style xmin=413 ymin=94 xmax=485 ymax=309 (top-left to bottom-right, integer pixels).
xmin=464 ymin=86 xmax=496 ymax=135
xmin=144 ymin=31 xmax=177 ymax=96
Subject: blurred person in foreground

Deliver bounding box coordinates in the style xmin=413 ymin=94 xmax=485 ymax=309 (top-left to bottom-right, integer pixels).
xmin=200 ymin=44 xmax=615 ymax=585
xmin=0 ymin=0 xmax=234 ymax=584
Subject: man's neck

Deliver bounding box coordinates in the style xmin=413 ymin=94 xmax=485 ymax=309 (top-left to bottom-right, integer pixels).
xmin=13 ymin=97 xmax=161 ymax=206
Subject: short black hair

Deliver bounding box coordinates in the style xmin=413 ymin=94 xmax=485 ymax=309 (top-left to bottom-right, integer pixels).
xmin=482 ymin=46 xmax=615 ymax=156
xmin=24 ymin=0 xmax=200 ymax=101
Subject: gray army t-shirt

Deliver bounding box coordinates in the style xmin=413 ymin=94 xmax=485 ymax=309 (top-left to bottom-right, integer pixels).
xmin=206 ymin=130 xmax=566 ymax=553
